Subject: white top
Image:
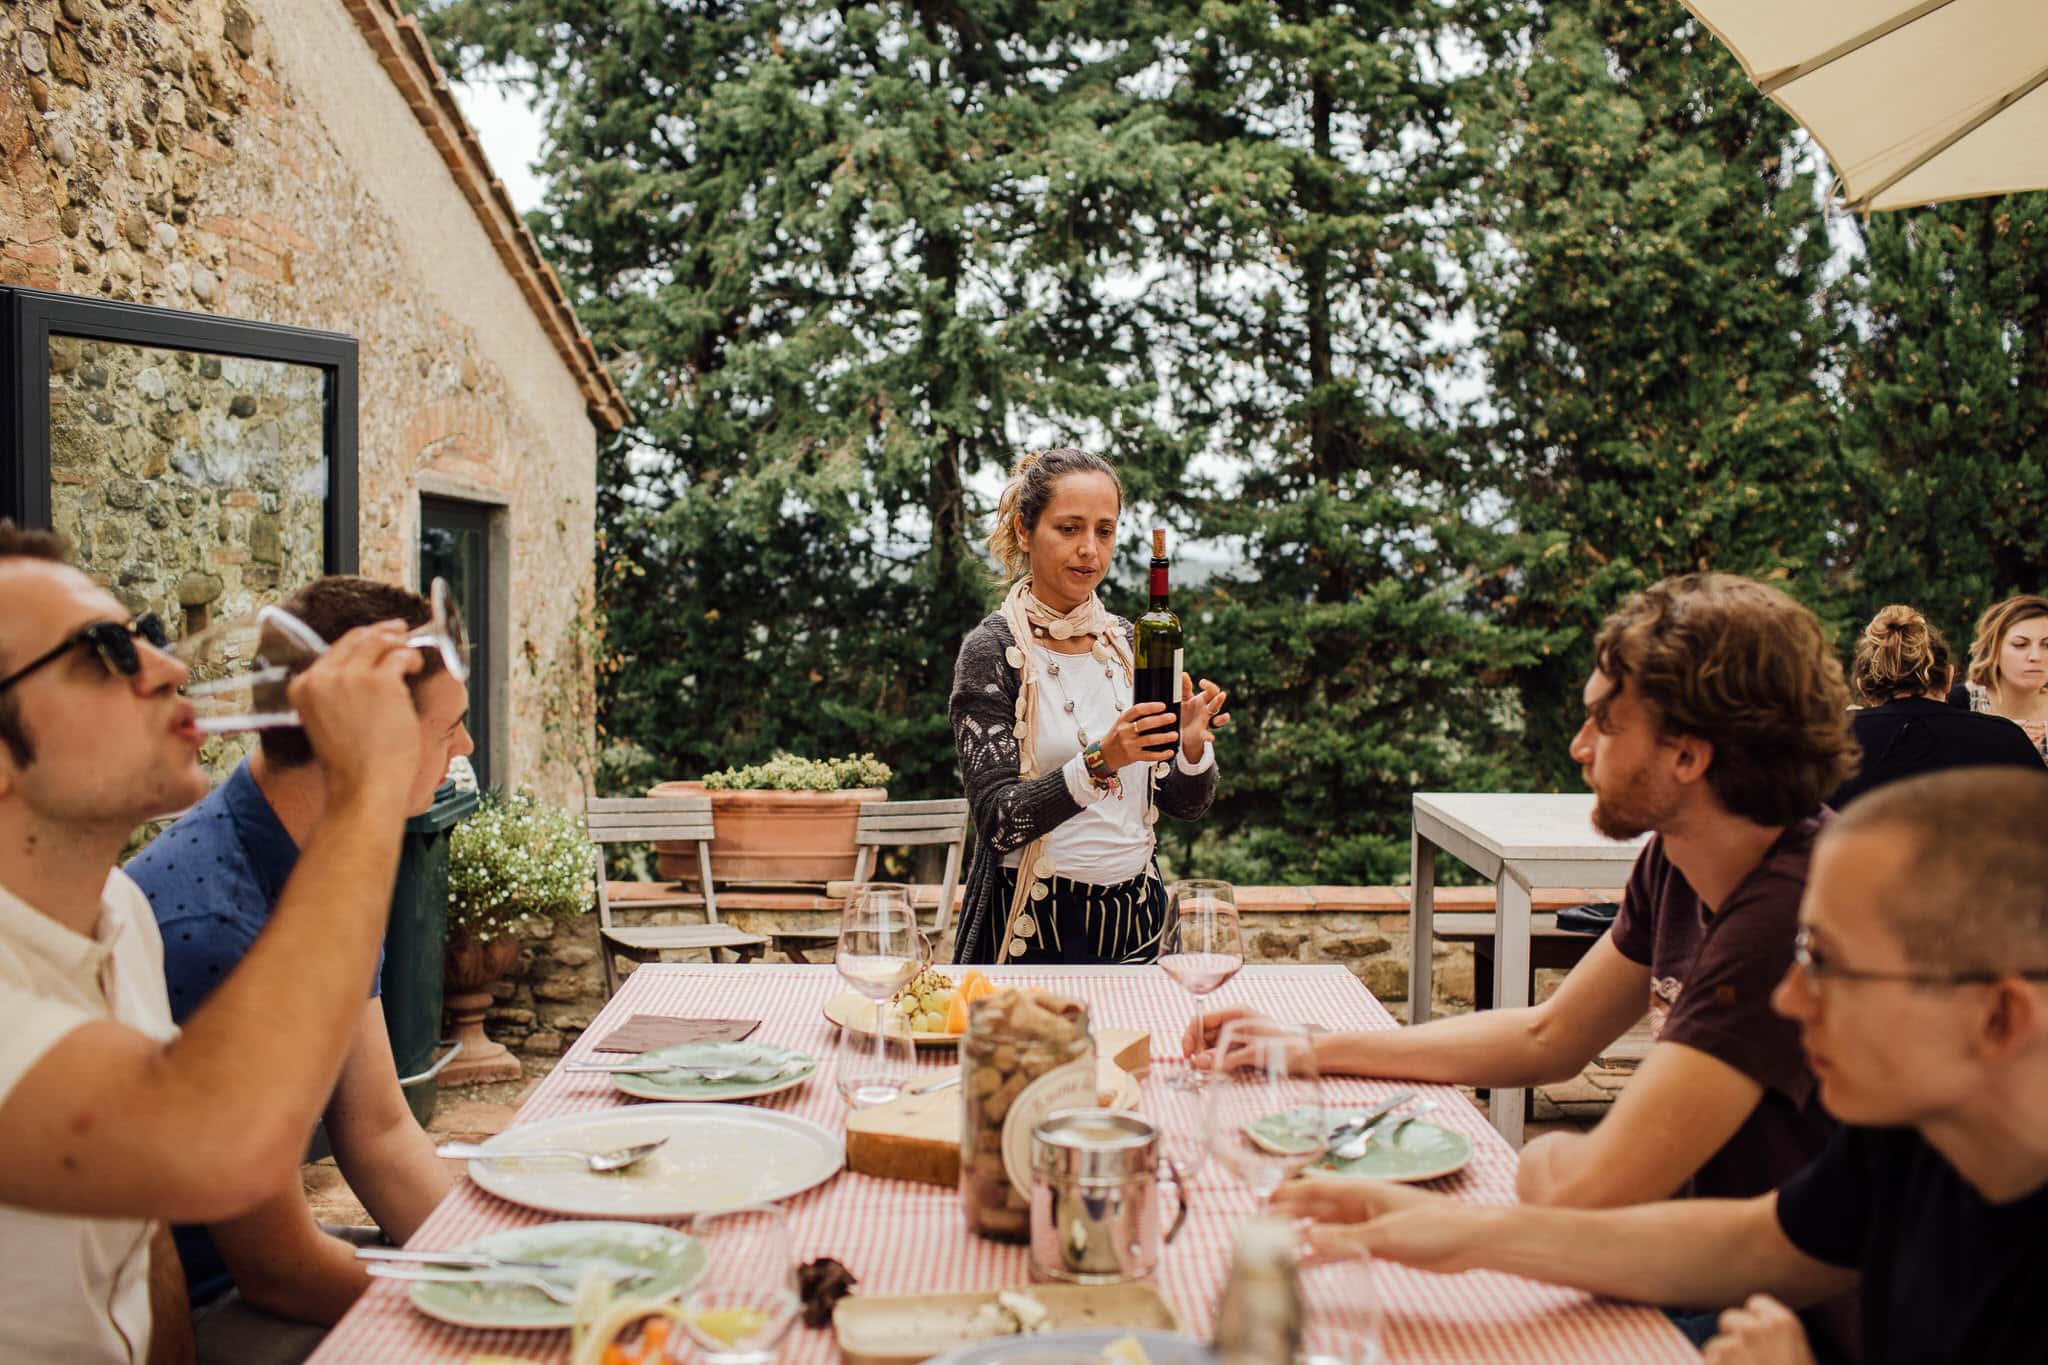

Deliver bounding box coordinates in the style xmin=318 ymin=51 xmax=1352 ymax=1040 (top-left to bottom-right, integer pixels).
xmin=1412 ymin=792 xmax=1649 ymax=862
xmin=1006 ymin=645 xmax=1214 ymax=885
xmin=0 ymin=869 xmax=180 ymax=1364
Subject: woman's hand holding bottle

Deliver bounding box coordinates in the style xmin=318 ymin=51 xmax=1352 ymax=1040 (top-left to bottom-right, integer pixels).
xmin=1099 ymin=702 xmax=1179 ymax=769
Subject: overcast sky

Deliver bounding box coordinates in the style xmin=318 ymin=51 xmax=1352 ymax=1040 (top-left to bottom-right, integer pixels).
xmin=450 ymin=77 xmax=549 ymax=216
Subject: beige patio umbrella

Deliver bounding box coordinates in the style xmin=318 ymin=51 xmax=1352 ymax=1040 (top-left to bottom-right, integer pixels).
xmin=1681 ymin=0 xmax=2048 ymax=212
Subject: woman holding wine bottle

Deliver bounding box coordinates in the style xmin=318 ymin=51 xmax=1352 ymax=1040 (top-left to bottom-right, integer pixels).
xmin=948 ymin=447 xmax=1231 ymax=964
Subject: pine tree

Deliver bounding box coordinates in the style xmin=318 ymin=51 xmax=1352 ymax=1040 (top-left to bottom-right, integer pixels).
xmin=1120 ymin=0 xmax=1559 ymax=884
xmin=421 ymin=0 xmax=1195 ymax=796
xmin=1463 ymin=0 xmax=1847 ymax=776
xmin=1839 ymin=194 xmax=2048 ymax=642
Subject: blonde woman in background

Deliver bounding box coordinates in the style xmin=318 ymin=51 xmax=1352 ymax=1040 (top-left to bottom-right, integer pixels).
xmin=1946 ymin=594 xmax=2048 ymax=761
xmin=1828 ymin=606 xmax=2042 ymax=809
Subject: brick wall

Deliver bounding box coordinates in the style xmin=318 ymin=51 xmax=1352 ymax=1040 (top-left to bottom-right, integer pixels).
xmin=1 ymin=0 xmax=601 ymax=801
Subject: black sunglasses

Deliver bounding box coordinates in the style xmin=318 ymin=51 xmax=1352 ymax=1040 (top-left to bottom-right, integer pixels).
xmin=0 ymin=614 xmax=170 ymax=695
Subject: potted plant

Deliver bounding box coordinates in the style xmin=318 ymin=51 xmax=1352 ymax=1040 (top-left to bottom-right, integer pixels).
xmin=649 ymin=752 xmax=890 ymax=885
xmin=442 ymin=789 xmax=596 ymax=1083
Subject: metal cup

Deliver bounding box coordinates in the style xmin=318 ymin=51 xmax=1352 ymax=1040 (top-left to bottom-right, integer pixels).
xmin=1028 ymin=1109 xmax=1188 ymax=1284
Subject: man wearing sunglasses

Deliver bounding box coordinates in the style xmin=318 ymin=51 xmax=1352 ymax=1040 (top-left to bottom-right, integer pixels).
xmin=126 ymin=576 xmax=473 ymax=1356
xmin=0 ymin=522 xmax=427 ymax=1363
xmin=1276 ymin=766 xmax=2048 ymax=1365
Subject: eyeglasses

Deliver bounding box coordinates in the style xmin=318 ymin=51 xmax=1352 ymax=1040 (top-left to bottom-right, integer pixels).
xmin=0 ymin=614 xmax=170 ymax=695
xmin=1792 ymin=925 xmax=2048 ymax=989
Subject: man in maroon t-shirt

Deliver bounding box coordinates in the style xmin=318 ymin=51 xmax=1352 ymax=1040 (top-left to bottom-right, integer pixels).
xmin=1191 ymin=573 xmax=1856 ymax=1210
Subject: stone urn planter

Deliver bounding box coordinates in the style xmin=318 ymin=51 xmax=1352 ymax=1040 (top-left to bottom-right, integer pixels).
xmin=648 ymin=780 xmax=886 ymax=885
xmin=440 ymin=934 xmax=524 ymax=1085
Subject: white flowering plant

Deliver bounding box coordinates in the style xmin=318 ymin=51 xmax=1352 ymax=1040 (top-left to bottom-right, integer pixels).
xmin=447 ymin=789 xmax=596 ymax=943
xmin=700 ymin=751 xmax=892 ymax=792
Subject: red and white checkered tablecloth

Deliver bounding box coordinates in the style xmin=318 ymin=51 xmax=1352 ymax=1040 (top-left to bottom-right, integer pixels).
xmin=310 ymin=964 xmax=1693 ymax=1363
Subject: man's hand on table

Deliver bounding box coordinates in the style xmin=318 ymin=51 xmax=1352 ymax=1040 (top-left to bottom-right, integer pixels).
xmin=1703 ymin=1296 xmax=1817 ymax=1365
xmin=1183 ymin=1005 xmax=1262 ymax=1069
xmin=1270 ymin=1177 xmax=1495 ymax=1273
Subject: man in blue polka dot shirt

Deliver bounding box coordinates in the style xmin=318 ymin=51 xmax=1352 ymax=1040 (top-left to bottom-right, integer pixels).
xmin=129 ymin=576 xmax=474 ymax=1353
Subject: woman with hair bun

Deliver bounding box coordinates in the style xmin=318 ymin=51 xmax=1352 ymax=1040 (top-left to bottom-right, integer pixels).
xmin=947 ymin=447 xmax=1232 ymax=964
xmin=1947 ymin=593 xmax=2048 ymax=760
xmin=1828 ymin=604 xmax=2042 ymax=808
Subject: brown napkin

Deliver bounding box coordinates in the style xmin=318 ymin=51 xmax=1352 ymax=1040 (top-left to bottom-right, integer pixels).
xmin=592 ymin=1016 xmax=760 ymax=1053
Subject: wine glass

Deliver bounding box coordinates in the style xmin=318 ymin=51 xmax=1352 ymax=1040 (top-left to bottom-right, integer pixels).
xmin=833 ymin=884 xmax=920 ymax=1107
xmin=1297 ymin=1244 xmax=1386 ymax=1365
xmin=174 ymin=577 xmax=470 ymax=734
xmin=1160 ymin=879 xmax=1244 ymax=1089
xmin=1203 ymin=1018 xmax=1326 ymax=1201
xmin=835 ymin=997 xmax=915 ymax=1108
xmin=681 ymin=1205 xmax=800 ymax=1364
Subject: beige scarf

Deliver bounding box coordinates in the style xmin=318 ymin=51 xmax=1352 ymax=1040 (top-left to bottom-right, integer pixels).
xmin=993 ymin=578 xmax=1140 ymax=963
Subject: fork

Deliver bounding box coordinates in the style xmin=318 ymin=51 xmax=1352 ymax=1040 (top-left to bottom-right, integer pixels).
xmin=365 ymin=1263 xmax=653 ymax=1306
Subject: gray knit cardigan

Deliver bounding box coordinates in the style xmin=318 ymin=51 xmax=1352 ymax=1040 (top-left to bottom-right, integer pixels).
xmin=949 ymin=611 xmax=1219 ymax=964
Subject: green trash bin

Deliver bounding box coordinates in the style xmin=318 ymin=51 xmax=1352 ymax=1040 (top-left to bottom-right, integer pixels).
xmin=381 ymin=778 xmax=480 ymax=1128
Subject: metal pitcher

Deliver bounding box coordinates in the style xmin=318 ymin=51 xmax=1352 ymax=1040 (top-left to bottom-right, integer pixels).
xmin=1028 ymin=1109 xmax=1188 ymax=1284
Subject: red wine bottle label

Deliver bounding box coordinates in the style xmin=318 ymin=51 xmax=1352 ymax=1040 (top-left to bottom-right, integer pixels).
xmin=1172 ymin=648 xmax=1184 ymax=706
xmin=1150 ymin=566 xmax=1168 ymax=597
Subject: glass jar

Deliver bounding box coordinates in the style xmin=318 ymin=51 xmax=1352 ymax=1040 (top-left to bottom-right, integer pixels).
xmin=959 ymin=988 xmax=1095 ymax=1242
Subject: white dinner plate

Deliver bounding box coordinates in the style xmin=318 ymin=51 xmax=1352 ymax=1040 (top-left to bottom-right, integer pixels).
xmin=463 ymin=1103 xmax=843 ymax=1218
xmin=608 ymin=1041 xmax=817 ymax=1103
xmin=405 ymin=1221 xmax=703 ymax=1331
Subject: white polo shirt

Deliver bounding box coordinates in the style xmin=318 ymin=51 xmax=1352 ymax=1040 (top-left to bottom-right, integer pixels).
xmin=0 ymin=869 xmax=180 ymax=1363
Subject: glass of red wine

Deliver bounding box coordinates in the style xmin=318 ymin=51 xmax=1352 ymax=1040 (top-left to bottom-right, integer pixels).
xmin=1160 ymin=878 xmax=1243 ymax=1090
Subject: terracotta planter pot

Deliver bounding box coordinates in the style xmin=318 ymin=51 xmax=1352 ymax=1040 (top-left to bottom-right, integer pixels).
xmin=648 ymin=780 xmax=886 ymax=885
xmin=441 ymin=932 xmax=524 ymax=1085
xmin=445 ymin=932 xmax=522 ymax=992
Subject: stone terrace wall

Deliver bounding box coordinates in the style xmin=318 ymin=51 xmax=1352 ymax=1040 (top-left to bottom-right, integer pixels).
xmin=1 ymin=0 xmax=600 ymax=799
xmin=480 ymin=892 xmax=1558 ymax=1058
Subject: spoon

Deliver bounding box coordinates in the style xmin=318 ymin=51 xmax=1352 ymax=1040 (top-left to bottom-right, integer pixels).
xmin=1329 ymin=1099 xmax=1442 ymax=1162
xmin=435 ymin=1137 xmax=669 ymax=1173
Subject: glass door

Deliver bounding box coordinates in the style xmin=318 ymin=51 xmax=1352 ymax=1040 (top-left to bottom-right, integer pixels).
xmin=419 ymin=496 xmax=491 ymax=789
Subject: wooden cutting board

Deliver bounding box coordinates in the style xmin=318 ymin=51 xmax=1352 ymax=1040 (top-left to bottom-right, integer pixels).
xmin=845 ymin=1031 xmax=1150 ymax=1187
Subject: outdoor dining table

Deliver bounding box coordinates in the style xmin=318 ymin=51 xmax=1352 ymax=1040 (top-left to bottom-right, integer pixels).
xmin=1408 ymin=794 xmax=1649 ymax=1146
xmin=309 ymin=962 xmax=1693 ymax=1363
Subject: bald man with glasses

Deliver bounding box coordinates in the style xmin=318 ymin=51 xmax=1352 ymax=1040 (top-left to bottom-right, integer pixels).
xmin=0 ymin=521 xmax=426 ymax=1363
xmin=1277 ymin=767 xmax=2048 ymax=1365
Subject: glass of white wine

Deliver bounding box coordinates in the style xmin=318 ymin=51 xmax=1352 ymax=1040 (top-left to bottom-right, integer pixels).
xmin=1203 ymin=1017 xmax=1326 ymax=1203
xmin=175 ymin=577 xmax=470 ymax=734
xmin=681 ymin=1205 xmax=800 ymax=1364
xmin=833 ymin=884 xmax=920 ymax=1107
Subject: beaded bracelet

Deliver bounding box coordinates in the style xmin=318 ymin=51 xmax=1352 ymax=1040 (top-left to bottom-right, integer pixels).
xmin=1081 ymin=742 xmax=1120 ymax=795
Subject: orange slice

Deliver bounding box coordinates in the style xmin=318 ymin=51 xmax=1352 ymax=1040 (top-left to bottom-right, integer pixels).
xmin=945 ymin=992 xmax=971 ymax=1033
xmin=959 ymin=969 xmax=996 ymax=1002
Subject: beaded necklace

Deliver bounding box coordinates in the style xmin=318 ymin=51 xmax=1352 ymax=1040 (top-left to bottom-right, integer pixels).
xmin=1038 ymin=645 xmax=1126 ymax=801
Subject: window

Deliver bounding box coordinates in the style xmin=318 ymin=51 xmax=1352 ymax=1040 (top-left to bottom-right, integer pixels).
xmin=420 ymin=495 xmax=494 ymax=789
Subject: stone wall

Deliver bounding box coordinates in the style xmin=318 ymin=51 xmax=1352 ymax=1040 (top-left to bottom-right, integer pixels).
xmin=478 ymin=894 xmax=1527 ymax=1058
xmin=1 ymin=0 xmax=601 ymax=801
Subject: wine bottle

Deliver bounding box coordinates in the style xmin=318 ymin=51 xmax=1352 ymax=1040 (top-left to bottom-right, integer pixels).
xmin=1132 ymin=526 xmax=1184 ymax=736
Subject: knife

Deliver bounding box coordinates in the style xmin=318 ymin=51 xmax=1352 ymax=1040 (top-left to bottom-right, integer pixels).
xmin=356 ymin=1246 xmax=572 ymax=1272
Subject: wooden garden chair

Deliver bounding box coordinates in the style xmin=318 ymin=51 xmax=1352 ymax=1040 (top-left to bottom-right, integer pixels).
xmin=588 ymin=795 xmax=768 ymax=997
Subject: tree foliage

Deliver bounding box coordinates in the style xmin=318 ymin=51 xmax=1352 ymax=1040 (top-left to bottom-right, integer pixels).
xmin=421 ymin=0 xmax=2048 ymax=885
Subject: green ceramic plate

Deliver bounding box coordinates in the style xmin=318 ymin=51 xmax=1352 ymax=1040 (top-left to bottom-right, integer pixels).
xmin=1307 ymin=1119 xmax=1472 ymax=1184
xmin=406 ymin=1220 xmax=704 ymax=1330
xmin=1242 ymin=1105 xmax=1328 ymax=1157
xmin=610 ymin=1041 xmax=817 ymax=1102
